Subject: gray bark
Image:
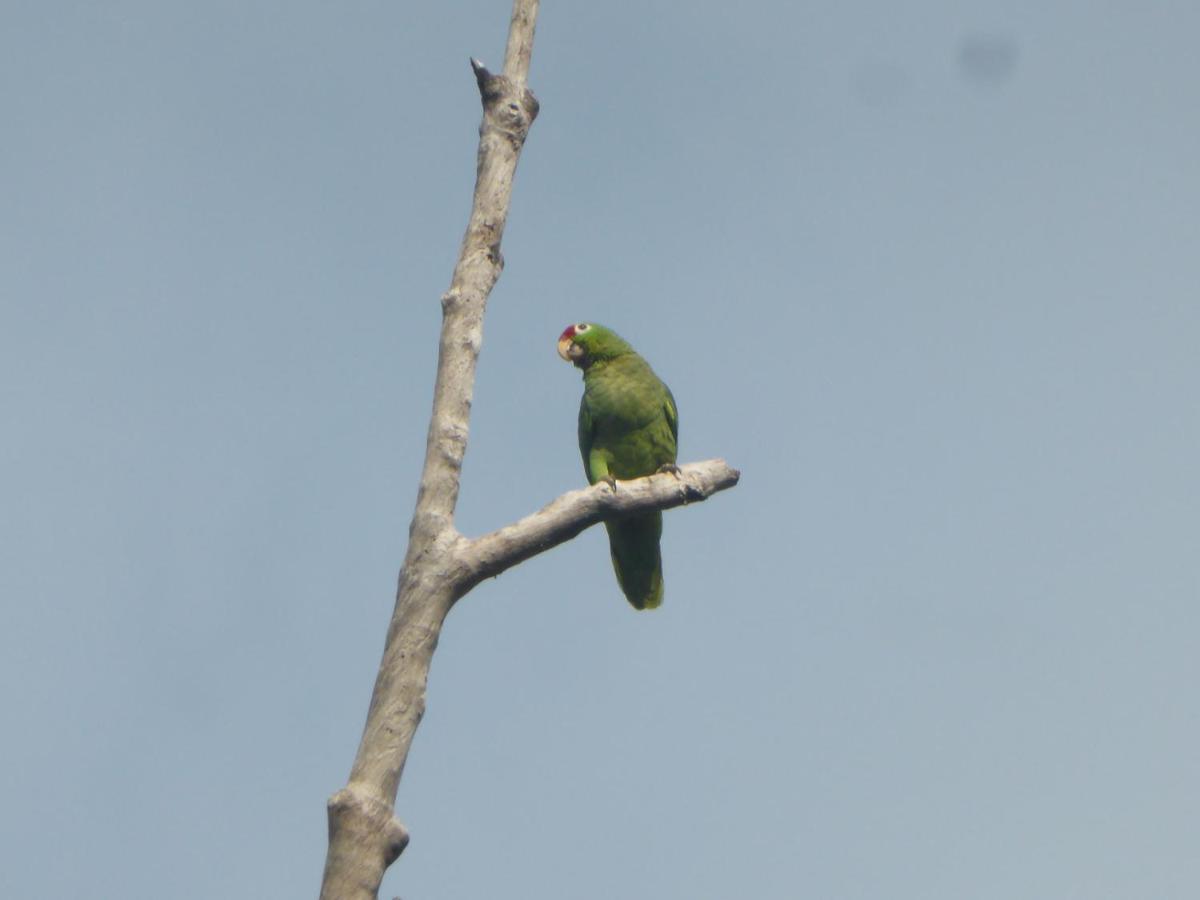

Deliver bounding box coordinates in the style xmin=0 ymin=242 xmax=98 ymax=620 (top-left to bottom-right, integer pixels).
xmin=319 ymin=3 xmax=739 ymax=897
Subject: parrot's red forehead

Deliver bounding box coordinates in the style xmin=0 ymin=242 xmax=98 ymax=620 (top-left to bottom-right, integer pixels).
xmin=558 ymin=324 xmax=578 ymax=341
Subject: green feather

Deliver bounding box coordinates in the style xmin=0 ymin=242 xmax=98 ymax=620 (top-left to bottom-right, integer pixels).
xmin=560 ymin=323 xmax=678 ymax=609
xmin=605 ymin=513 xmax=664 ymax=610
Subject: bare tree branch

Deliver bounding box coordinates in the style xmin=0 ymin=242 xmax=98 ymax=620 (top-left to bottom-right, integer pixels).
xmin=320 ymin=2 xmax=739 ymax=896
xmin=319 ymin=5 xmax=540 ymax=898
xmin=461 ymin=459 xmax=741 ymax=586
xmin=502 ymin=0 xmax=538 ymax=84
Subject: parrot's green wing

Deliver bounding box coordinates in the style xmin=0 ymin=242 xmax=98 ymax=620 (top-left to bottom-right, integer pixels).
xmin=577 ymin=394 xmax=593 ymax=479
xmin=664 ymin=387 xmax=678 ymax=449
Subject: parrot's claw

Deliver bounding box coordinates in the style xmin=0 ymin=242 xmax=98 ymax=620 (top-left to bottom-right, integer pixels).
xmin=656 ymin=463 xmax=682 ymax=478
xmin=601 ymin=475 xmax=617 ymax=492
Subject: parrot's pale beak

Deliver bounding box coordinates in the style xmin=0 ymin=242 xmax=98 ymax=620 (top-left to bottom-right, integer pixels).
xmin=557 ymin=335 xmax=576 ymax=361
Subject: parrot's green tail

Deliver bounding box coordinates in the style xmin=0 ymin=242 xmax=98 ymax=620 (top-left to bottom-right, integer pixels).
xmin=605 ymin=512 xmax=664 ymax=610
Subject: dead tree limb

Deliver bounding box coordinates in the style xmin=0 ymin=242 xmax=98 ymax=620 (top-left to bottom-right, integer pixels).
xmin=461 ymin=459 xmax=741 ymax=585
xmin=319 ymin=3 xmax=738 ymax=897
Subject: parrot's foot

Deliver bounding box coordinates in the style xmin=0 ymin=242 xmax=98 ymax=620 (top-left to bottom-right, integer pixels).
xmin=656 ymin=463 xmax=682 ymax=478
xmin=601 ymin=475 xmax=617 ymax=492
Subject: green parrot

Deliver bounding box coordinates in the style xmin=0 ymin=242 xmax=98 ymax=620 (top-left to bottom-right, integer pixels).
xmin=557 ymin=322 xmax=678 ymax=610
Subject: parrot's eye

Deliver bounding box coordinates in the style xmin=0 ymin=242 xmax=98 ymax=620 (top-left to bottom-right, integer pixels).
xmin=575 ymin=323 xmax=590 ymax=333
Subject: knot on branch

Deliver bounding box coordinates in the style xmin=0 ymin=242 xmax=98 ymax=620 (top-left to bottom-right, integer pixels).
xmin=470 ymin=58 xmax=539 ymax=136
xmin=327 ymin=785 xmax=410 ymax=866
xmin=438 ymin=419 xmax=470 ymax=460
xmin=679 ymin=477 xmax=707 ymax=504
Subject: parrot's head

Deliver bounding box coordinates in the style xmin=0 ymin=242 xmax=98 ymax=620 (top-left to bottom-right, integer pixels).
xmin=556 ymin=323 xmax=631 ymax=369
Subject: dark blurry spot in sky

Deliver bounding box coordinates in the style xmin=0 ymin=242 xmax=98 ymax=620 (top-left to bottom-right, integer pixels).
xmin=852 ymin=61 xmax=910 ymax=108
xmin=958 ymin=34 xmax=1019 ymax=87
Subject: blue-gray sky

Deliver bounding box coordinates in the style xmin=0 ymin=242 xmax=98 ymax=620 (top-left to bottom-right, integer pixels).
xmin=3 ymin=2 xmax=1198 ymax=898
